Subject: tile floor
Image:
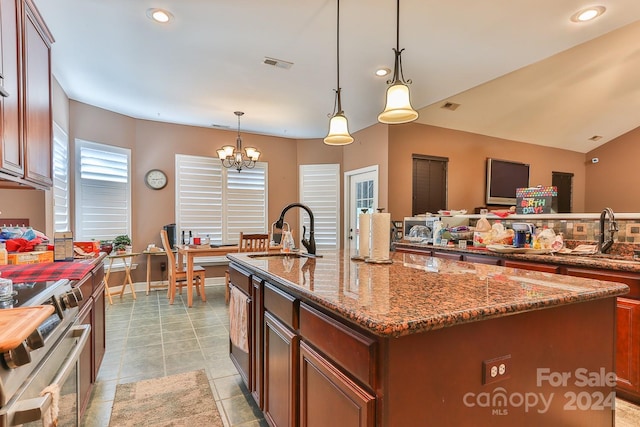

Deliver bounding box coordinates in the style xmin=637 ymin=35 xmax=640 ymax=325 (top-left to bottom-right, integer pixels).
xmin=81 ymin=284 xmax=266 ymax=426
xmin=82 ymin=284 xmax=640 ymax=427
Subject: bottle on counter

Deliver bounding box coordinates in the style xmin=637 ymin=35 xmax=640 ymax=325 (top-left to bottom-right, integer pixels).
xmin=189 ymin=230 xmax=193 ymax=245
xmin=281 ymin=231 xmax=295 ymax=253
xmin=0 ymin=242 xmax=7 ymax=265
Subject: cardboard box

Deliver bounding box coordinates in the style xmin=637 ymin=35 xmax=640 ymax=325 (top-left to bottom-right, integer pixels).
xmin=8 ymin=250 xmax=54 ymax=265
xmin=73 ymin=241 xmax=100 ymax=255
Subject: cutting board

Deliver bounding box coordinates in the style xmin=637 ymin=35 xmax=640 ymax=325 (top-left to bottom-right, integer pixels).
xmin=0 ymin=305 xmax=55 ymax=352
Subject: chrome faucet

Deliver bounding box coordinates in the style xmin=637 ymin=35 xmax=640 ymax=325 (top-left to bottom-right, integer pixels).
xmin=598 ymin=207 xmax=618 ymax=254
xmin=275 ymin=203 xmax=317 ymax=256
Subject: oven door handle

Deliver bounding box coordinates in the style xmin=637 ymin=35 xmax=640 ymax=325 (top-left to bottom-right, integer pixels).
xmin=10 ymin=324 xmax=91 ymax=426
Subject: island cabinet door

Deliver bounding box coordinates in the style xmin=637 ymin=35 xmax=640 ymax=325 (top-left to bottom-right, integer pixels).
xmin=251 ymin=276 xmax=264 ymax=408
xmin=263 ymin=311 xmax=299 ymax=427
xmin=616 ymin=297 xmax=640 ymax=399
xmin=503 ymin=259 xmax=561 ymax=274
xmin=299 ymin=341 xmax=375 ymax=427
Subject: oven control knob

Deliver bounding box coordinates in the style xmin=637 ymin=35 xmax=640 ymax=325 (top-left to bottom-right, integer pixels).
xmin=72 ymin=287 xmax=84 ymax=302
xmin=26 ymin=329 xmax=45 ymax=350
xmin=60 ymin=291 xmax=79 ymax=309
xmin=4 ymin=342 xmax=31 ymax=369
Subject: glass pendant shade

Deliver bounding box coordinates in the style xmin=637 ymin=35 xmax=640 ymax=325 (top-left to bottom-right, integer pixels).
xmin=217 ymin=145 xmax=235 ymax=160
xmin=378 ymin=82 xmax=418 ymax=124
xmin=324 ymin=112 xmax=353 ymax=145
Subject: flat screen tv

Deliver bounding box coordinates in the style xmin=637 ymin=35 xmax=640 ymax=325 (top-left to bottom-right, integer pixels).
xmin=485 ymin=158 xmax=530 ymax=206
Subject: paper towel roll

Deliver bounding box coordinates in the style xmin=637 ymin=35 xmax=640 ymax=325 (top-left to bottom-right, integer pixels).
xmin=370 ymin=212 xmax=390 ymax=261
xmin=358 ymin=213 xmax=371 ymax=258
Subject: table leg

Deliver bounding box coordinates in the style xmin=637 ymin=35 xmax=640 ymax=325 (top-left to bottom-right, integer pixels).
xmin=119 ymin=256 xmax=137 ymax=300
xmin=104 ymin=258 xmax=114 ymax=305
xmin=187 ymin=253 xmax=194 ymax=307
xmin=146 ymin=253 xmax=151 ymax=295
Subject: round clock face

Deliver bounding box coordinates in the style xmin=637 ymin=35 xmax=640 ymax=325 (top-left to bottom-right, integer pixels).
xmin=145 ymin=169 xmax=168 ymax=190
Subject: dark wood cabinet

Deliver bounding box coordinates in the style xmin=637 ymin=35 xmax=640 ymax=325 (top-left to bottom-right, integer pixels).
xmin=0 ymin=0 xmax=52 ymax=189
xmin=77 ymin=297 xmax=93 ymax=416
xmin=299 ymin=341 xmax=375 ymax=427
xmin=21 ymin=0 xmax=52 ymax=187
xmin=616 ymin=297 xmax=640 ymax=400
xmin=251 ymin=276 xmax=263 ymax=407
xmin=92 ymin=272 xmax=106 ymax=380
xmin=0 ymin=0 xmax=21 ymax=176
xmin=264 ymin=311 xmax=299 ymax=427
xmin=432 ymin=251 xmax=462 ymax=261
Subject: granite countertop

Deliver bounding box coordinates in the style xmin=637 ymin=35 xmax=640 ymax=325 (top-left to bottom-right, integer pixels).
xmin=227 ymin=250 xmax=629 ymax=338
xmin=394 ymin=241 xmax=640 ymax=273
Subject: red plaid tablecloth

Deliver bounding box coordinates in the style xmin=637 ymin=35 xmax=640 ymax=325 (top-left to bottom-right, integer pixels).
xmin=0 ymin=262 xmax=96 ymax=282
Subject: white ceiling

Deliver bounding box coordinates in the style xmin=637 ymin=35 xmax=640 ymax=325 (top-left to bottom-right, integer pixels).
xmin=34 ymin=1 xmax=640 ymax=153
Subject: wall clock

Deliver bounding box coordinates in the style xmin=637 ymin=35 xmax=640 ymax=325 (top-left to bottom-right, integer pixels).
xmin=144 ymin=169 xmax=168 ymax=190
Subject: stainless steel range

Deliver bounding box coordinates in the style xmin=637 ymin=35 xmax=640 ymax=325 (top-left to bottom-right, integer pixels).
xmin=0 ymin=279 xmax=90 ymax=427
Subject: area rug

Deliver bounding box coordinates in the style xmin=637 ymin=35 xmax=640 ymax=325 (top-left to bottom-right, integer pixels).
xmin=109 ymin=370 xmax=223 ymax=426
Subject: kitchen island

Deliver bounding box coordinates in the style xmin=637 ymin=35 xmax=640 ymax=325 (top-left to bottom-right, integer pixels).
xmin=227 ymin=250 xmax=628 ymax=427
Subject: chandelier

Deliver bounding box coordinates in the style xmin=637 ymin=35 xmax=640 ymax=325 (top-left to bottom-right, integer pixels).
xmin=324 ymin=0 xmax=353 ymax=145
xmin=217 ymin=111 xmax=260 ymax=172
xmin=378 ymin=0 xmax=418 ymax=124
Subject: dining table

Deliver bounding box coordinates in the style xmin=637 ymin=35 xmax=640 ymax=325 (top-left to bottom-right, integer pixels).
xmin=175 ymin=244 xmax=240 ymax=307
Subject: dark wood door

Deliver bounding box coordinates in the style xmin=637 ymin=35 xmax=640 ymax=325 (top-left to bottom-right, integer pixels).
xmin=299 ymin=341 xmax=374 ymax=427
xmin=0 ymin=0 xmax=22 ymax=176
xmin=92 ymin=281 xmax=106 ymax=381
xmin=412 ymin=155 xmax=447 ymax=215
xmin=264 ymin=311 xmax=298 ymax=427
xmin=552 ymin=171 xmax=573 ymax=213
xmin=251 ymin=276 xmax=264 ymax=408
xmin=78 ymin=300 xmax=93 ymax=417
xmin=616 ymin=297 xmax=640 ymax=399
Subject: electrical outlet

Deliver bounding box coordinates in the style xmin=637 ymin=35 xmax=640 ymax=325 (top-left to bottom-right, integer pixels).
xmin=160 ymin=262 xmax=166 ymax=271
xmin=482 ymin=354 xmax=511 ymax=385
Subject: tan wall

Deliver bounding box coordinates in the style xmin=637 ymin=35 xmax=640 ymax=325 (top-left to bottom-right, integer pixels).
xmin=0 ymin=189 xmax=45 ymax=230
xmin=388 ymin=123 xmax=587 ymax=219
xmin=585 ymin=126 xmax=640 ymax=212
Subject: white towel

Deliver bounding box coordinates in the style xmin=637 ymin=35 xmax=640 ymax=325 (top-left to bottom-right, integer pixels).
xmin=229 ymin=285 xmax=249 ymax=352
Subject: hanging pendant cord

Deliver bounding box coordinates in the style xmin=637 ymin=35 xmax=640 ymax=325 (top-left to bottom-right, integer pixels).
xmin=334 ymin=0 xmax=343 ymax=114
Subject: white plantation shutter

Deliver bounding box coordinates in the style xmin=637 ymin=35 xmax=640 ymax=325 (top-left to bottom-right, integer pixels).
xmin=175 ymin=155 xmax=267 ymax=263
xmin=175 ymin=155 xmax=223 ymax=243
xmin=299 ymin=164 xmax=340 ymax=249
xmin=52 ymin=123 xmax=70 ymax=232
xmin=224 ymin=165 xmax=268 ymax=242
xmin=75 ymin=140 xmax=131 ymax=241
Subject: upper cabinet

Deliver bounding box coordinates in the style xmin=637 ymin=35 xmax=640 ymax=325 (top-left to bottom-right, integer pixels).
xmin=0 ymin=0 xmax=53 ymax=189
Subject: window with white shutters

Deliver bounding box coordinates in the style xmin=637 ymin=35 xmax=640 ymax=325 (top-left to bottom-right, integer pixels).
xmin=75 ymin=140 xmax=131 ymax=242
xmin=52 ymin=123 xmax=70 ymax=232
xmin=175 ymin=154 xmax=267 ymax=262
xmin=299 ymin=164 xmax=340 ymax=249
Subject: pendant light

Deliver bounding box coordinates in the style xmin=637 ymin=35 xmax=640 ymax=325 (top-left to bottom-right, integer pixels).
xmin=378 ymin=0 xmax=418 ymax=124
xmin=217 ymin=111 xmax=260 ymax=172
xmin=324 ymin=0 xmax=353 ymax=145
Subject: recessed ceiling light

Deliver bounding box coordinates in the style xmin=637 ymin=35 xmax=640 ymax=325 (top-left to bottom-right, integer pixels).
xmin=375 ymin=68 xmax=391 ymax=77
xmin=146 ymin=8 xmax=173 ymax=23
xmin=570 ymin=6 xmax=606 ymax=23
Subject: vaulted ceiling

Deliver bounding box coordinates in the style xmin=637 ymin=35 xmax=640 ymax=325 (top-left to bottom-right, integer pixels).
xmin=34 ymin=1 xmax=640 ymax=153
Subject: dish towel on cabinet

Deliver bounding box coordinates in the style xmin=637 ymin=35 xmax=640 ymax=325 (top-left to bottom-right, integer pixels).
xmin=229 ymin=285 xmax=249 ymax=352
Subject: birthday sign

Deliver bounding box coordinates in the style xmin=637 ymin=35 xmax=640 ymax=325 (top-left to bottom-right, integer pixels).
xmin=516 ymin=186 xmax=557 ymax=214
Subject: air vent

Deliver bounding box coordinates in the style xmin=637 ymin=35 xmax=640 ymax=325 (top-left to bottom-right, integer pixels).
xmin=263 ymin=57 xmax=294 ymax=70
xmin=211 ymin=124 xmax=230 ymax=129
xmin=441 ymin=101 xmax=460 ymax=111
xmin=588 ymin=135 xmax=603 ymax=141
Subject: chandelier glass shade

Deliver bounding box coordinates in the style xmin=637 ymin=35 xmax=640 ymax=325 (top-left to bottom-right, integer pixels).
xmin=217 ymin=111 xmax=260 ymax=172
xmin=324 ymin=0 xmax=353 ymax=145
xmin=378 ymin=0 xmax=418 ymax=124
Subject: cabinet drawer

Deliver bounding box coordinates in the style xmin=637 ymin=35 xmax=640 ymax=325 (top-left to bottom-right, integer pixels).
xmin=229 ymin=265 xmax=252 ymax=295
xmin=300 ymin=303 xmax=376 ymax=388
xmin=463 ymin=254 xmax=500 ymax=265
xmin=264 ymin=282 xmax=298 ymax=330
xmin=432 ymin=251 xmax=462 ymax=261
xmin=92 ymin=264 xmax=105 ymax=292
xmin=504 ymin=260 xmax=561 ymax=274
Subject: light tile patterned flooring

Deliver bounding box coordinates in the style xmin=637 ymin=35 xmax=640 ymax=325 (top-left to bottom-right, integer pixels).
xmin=83 ymin=284 xmax=640 ymax=426
xmin=81 ymin=284 xmax=266 ymax=426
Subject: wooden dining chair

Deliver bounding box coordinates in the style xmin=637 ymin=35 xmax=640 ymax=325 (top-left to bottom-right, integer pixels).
xmin=160 ymin=229 xmax=207 ymax=305
xmin=225 ymin=232 xmax=271 ymax=304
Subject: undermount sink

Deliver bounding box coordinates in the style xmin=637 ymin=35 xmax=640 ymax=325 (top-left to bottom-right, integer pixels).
xmin=247 ymin=253 xmax=303 ymax=260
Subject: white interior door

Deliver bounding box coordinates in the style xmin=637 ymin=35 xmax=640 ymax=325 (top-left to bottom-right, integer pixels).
xmin=344 ymin=166 xmax=378 ymax=254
